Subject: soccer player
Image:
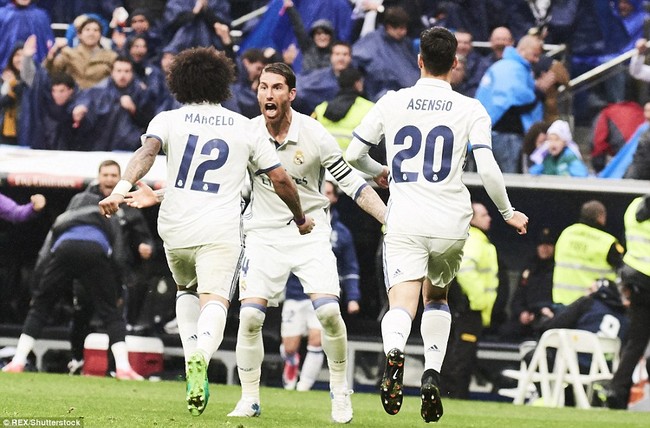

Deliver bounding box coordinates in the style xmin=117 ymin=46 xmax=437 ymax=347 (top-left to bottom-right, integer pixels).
xmin=98 ymin=47 xmax=313 ymax=417
xmin=227 ymin=62 xmax=387 ymax=424
xmin=345 ymin=27 xmax=529 ymax=423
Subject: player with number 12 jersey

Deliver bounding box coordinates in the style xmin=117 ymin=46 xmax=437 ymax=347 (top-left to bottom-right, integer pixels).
xmin=145 ymin=105 xmax=281 ymax=249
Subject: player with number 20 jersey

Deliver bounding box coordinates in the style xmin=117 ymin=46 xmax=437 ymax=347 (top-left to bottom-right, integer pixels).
xmin=352 ymin=80 xmax=490 ymax=239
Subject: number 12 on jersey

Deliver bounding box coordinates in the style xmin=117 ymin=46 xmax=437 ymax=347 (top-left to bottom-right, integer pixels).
xmin=175 ymin=134 xmax=230 ymax=193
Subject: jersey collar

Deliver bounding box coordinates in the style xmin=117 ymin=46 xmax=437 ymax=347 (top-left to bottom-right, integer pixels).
xmin=415 ymin=78 xmax=452 ymax=91
xmin=267 ymin=108 xmax=301 ymax=149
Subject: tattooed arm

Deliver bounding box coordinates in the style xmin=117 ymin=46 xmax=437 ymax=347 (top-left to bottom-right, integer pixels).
xmin=98 ymin=137 xmax=160 ymax=216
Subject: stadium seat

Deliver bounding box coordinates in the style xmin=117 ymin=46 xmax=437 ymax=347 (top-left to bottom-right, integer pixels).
xmin=511 ymin=329 xmax=620 ymax=409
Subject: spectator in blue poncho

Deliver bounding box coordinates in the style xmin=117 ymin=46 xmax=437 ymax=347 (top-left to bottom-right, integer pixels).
xmin=293 ymin=41 xmax=353 ymax=115
xmin=0 ymin=0 xmax=54 ymax=73
xmin=19 ymin=35 xmax=80 ymax=150
xmin=351 ymin=6 xmax=418 ymax=102
xmin=162 ymin=0 xmax=232 ymax=54
xmin=70 ymin=56 xmax=155 ymax=151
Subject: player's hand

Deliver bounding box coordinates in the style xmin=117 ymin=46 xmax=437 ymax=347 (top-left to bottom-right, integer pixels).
xmin=138 ymin=243 xmax=153 ymax=260
xmin=636 ymin=38 xmax=648 ymax=54
xmin=373 ymin=166 xmax=389 ymax=189
xmin=72 ymin=105 xmax=88 ymax=128
xmin=124 ymin=181 xmax=159 ymax=208
xmin=506 ymin=211 xmax=528 ymax=235
xmin=297 ymin=215 xmax=315 ymax=235
xmin=99 ymin=194 xmax=124 ymax=217
xmin=347 ymin=300 xmax=360 ymax=314
xmin=30 ymin=194 xmax=46 ymax=212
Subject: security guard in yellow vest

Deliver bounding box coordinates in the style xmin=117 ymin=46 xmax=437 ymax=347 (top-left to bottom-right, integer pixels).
xmin=312 ymin=68 xmax=374 ymax=152
xmin=441 ymin=202 xmax=498 ymax=399
xmin=607 ymin=194 xmax=650 ymax=409
xmin=553 ymin=200 xmax=624 ymax=305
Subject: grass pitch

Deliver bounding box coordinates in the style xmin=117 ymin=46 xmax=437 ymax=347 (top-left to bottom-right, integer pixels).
xmin=1 ymin=372 xmax=648 ymax=427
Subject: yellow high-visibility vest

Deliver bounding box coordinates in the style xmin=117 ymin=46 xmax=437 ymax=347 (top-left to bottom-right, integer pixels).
xmin=456 ymin=226 xmax=498 ymax=327
xmin=553 ymin=223 xmax=619 ymax=305
xmin=623 ymin=197 xmax=650 ymax=276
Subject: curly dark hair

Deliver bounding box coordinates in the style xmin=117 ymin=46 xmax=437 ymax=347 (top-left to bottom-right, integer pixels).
xmin=167 ymin=47 xmax=235 ymax=104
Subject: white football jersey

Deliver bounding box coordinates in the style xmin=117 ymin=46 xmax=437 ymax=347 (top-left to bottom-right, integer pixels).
xmin=353 ymin=78 xmax=491 ymax=239
xmin=244 ymin=109 xmax=367 ymax=242
xmin=144 ymin=104 xmax=281 ymax=249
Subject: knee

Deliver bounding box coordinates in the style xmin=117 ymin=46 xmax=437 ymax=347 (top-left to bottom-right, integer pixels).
xmin=239 ymin=305 xmax=266 ymax=335
xmin=314 ymin=300 xmax=343 ymax=332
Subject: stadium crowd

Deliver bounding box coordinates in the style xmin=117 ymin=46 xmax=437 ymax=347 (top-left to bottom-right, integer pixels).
xmin=1 ymin=0 xmax=649 ymax=417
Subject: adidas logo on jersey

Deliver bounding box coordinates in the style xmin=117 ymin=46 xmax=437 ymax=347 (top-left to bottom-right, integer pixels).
xmin=427 ymin=344 xmax=440 ymax=352
xmin=393 ymin=269 xmax=402 ymax=278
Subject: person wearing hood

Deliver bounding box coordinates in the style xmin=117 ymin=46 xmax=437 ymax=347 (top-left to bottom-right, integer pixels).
xmin=312 ymin=67 xmax=373 ymax=152
xmin=553 ymin=200 xmax=625 ymax=306
xmin=283 ymin=0 xmax=335 ymax=73
xmin=606 ymin=194 xmax=650 ymax=409
xmin=529 ymin=119 xmax=589 ymax=177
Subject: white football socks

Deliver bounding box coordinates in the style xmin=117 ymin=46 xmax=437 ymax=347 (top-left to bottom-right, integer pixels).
xmin=381 ymin=308 xmax=412 ymax=355
xmin=175 ymin=291 xmax=200 ymax=362
xmin=111 ymin=341 xmax=131 ymax=371
xmin=297 ymin=345 xmax=324 ymax=391
xmin=236 ymin=304 xmax=266 ymax=402
xmin=421 ymin=303 xmax=451 ymax=372
xmin=314 ymin=300 xmax=348 ymax=391
xmin=11 ymin=333 xmax=35 ymax=366
xmin=195 ymin=300 xmax=228 ymax=363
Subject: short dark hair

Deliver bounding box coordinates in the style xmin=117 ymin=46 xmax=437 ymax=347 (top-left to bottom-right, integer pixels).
xmin=99 ymin=159 xmax=120 ymax=174
xmin=113 ymin=55 xmax=133 ymax=69
xmin=241 ymin=48 xmax=268 ymax=64
xmin=78 ymin=17 xmax=103 ymax=34
xmin=580 ymin=200 xmax=606 ymax=225
xmin=50 ymin=72 xmax=76 ymax=89
xmin=383 ymin=7 xmax=410 ymax=28
xmin=331 ymin=40 xmax=351 ymax=52
xmin=419 ymin=27 xmax=457 ymax=75
xmin=167 ymin=47 xmax=235 ymax=104
xmin=126 ymin=35 xmax=148 ymax=51
xmin=261 ymin=62 xmax=296 ymax=90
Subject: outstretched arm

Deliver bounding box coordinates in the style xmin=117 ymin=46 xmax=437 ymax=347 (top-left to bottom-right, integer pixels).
xmin=346 ymin=136 xmax=389 ymax=189
xmin=474 ymin=147 xmax=528 ymax=234
xmin=354 ymin=185 xmax=386 ymax=225
xmin=98 ymin=137 xmax=160 ymax=216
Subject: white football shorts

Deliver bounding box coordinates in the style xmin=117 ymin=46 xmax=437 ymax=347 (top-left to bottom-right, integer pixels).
xmin=164 ymin=242 xmax=243 ymax=301
xmin=239 ymin=236 xmax=339 ymax=306
xmin=383 ymin=233 xmax=466 ymax=290
xmin=281 ymin=298 xmax=322 ymax=337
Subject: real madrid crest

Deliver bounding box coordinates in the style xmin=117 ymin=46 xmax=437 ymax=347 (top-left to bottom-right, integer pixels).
xmin=294 ymin=150 xmax=304 ymax=165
